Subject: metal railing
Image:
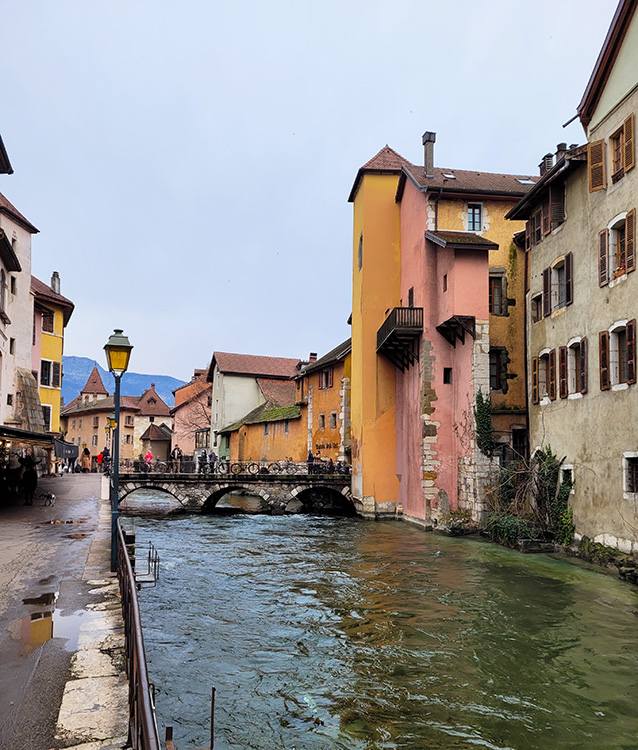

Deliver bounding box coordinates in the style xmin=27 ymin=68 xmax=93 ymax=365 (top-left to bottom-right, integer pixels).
xmin=116 ymin=521 xmax=161 ymax=750
xmin=117 ymin=458 xmax=352 ymax=477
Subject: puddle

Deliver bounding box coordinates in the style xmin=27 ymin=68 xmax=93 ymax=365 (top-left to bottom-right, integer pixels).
xmin=45 ymin=519 xmax=89 ymax=525
xmin=63 ymin=533 xmax=89 ymax=539
xmin=22 ymin=592 xmax=57 ymax=606
xmin=8 ymin=609 xmax=97 ymax=654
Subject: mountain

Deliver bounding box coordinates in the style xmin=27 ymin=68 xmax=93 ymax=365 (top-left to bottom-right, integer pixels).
xmin=62 ymin=356 xmax=187 ymax=407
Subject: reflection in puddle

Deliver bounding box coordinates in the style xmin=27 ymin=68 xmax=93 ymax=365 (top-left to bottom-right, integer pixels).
xmin=63 ymin=533 xmax=89 ymax=539
xmin=22 ymin=592 xmax=57 ymax=606
xmin=8 ymin=609 xmax=94 ymax=654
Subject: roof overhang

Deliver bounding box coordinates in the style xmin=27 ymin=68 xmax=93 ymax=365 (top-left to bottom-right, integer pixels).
xmin=0 ymin=136 xmax=13 ymax=175
xmin=0 ymin=425 xmax=54 ymax=447
xmin=0 ymin=228 xmax=21 ymax=272
xmin=396 ymin=166 xmax=528 ymax=203
xmin=425 ymin=231 xmax=498 ymax=252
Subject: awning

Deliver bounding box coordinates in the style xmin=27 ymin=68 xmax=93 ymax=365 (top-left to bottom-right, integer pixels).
xmin=0 ymin=425 xmax=54 ymax=448
xmin=54 ymin=439 xmax=78 ymax=459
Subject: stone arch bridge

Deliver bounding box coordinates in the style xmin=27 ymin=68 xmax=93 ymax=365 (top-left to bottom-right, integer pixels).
xmin=118 ymin=472 xmax=358 ymax=515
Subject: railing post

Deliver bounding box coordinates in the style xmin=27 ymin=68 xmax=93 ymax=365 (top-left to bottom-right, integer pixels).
xmin=210 ymin=686 xmax=216 ymax=750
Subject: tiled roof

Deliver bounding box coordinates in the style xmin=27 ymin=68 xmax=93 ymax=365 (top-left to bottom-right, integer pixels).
xmin=220 ymin=402 xmax=301 ymax=434
xmin=61 ymin=394 xmax=140 ymax=416
xmin=31 ymin=276 xmax=75 ymax=325
xmin=257 ymin=379 xmax=296 ymax=406
xmin=208 ymin=352 xmax=301 ymax=381
xmin=348 ymin=146 xmax=413 ymax=202
xmin=137 ymin=383 xmax=171 ymax=416
xmin=400 ymin=163 xmax=537 ymax=198
xmin=171 ymin=379 xmax=211 ymax=411
xmin=425 ymin=231 xmax=499 ymax=250
xmin=140 ymin=423 xmax=172 ymax=441
xmin=298 ymin=339 xmax=351 ymax=376
xmin=0 ymin=192 xmax=38 ymax=233
xmin=81 ymin=366 xmax=109 ymax=396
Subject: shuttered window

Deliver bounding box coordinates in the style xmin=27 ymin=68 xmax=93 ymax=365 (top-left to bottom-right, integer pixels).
xmin=565 ymin=252 xmax=573 ymax=306
xmin=599 ymin=229 xmax=609 ymax=286
xmin=600 ymin=331 xmax=610 ymax=390
xmin=588 ymin=140 xmax=606 ymax=192
xmin=542 ymin=267 xmax=551 ymax=317
xmin=628 ymin=319 xmax=636 ymax=385
xmin=559 ymin=346 xmax=568 ymax=399
xmin=625 ymin=114 xmax=635 ymax=172
xmin=549 ymin=183 xmax=565 ymax=229
xmin=531 ymin=357 xmax=539 ymax=405
xmin=579 ymin=337 xmax=588 ymax=394
xmin=627 ymin=208 xmax=636 ymax=273
xmin=548 ymin=349 xmax=557 ymax=400
xmin=52 ymin=361 xmax=61 ymax=389
xmin=542 ymin=198 xmax=551 ymax=236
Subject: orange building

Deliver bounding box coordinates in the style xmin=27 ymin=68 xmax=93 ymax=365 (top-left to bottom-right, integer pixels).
xmin=170 ymin=368 xmax=212 ymax=455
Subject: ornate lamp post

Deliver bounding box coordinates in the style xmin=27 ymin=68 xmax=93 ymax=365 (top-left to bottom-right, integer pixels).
xmin=104 ymin=329 xmax=133 ymax=572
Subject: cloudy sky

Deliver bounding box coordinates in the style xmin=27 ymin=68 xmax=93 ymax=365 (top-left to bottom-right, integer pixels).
xmin=1 ymin=0 xmax=619 ymax=380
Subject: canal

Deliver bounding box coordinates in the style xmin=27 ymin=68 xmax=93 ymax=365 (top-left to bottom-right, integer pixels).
xmin=125 ymin=497 xmax=638 ymax=750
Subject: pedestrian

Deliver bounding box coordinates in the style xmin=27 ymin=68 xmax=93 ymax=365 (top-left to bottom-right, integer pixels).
xmin=81 ymin=447 xmax=91 ymax=473
xmin=21 ymin=458 xmax=38 ymax=505
xmin=96 ymin=451 xmax=103 ymax=472
xmin=307 ymin=450 xmax=314 ymax=475
xmin=208 ymin=449 xmax=217 ymax=474
xmin=171 ymin=444 xmax=182 ymax=473
xmin=198 ymin=452 xmax=208 ymax=474
xmin=144 ymin=450 xmax=153 ymax=470
xmin=102 ymin=446 xmax=110 ymax=474
xmin=327 ymin=458 xmax=335 ymax=474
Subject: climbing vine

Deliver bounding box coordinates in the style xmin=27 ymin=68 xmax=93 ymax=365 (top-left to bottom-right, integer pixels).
xmin=474 ymin=390 xmax=495 ymax=458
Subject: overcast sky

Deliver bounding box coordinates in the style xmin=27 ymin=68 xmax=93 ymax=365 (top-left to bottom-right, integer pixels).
xmin=1 ymin=0 xmax=619 ymax=381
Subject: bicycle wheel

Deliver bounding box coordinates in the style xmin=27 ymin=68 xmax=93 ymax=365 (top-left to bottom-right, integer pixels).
xmin=231 ymin=462 xmax=243 ymax=474
xmin=248 ymin=462 xmax=260 ymax=475
xmin=268 ymin=462 xmax=282 ymax=474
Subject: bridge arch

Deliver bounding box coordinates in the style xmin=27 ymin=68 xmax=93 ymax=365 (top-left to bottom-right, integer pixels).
xmin=201 ymin=484 xmax=272 ymax=513
xmin=289 ymin=483 xmax=357 ymax=516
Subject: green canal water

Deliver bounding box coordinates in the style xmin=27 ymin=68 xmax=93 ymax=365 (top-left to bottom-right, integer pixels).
xmin=127 ymin=504 xmax=638 ymax=750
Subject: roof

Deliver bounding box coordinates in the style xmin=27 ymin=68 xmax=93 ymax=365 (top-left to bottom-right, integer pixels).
xmin=425 ymin=231 xmax=499 ymax=251
xmin=257 ymin=378 xmax=296 ymax=406
xmin=0 ymin=228 xmax=21 ymax=272
xmin=0 ymin=136 xmax=13 ymax=175
xmin=207 ymin=351 xmax=301 ymax=381
xmin=81 ymin=366 xmax=109 ymax=396
xmin=398 ymin=163 xmax=537 ymax=201
xmin=171 ymin=379 xmax=211 ymax=413
xmin=220 ymin=402 xmax=301 ymax=434
xmin=31 ymin=275 xmax=75 ymax=326
xmin=0 ymin=193 xmax=38 ymax=233
xmin=577 ymin=0 xmax=637 ymax=128
xmin=137 ymin=383 xmax=171 ymax=416
xmin=348 ymin=145 xmax=413 ymax=202
xmin=61 ymin=394 xmax=140 ymax=417
xmin=140 ymin=423 xmax=172 ymax=441
xmin=297 ymin=339 xmax=352 ymax=377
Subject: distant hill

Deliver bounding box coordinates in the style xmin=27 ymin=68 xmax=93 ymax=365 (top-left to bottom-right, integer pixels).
xmin=62 ymin=356 xmax=186 ymax=408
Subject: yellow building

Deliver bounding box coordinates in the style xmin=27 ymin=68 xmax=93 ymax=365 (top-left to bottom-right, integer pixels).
xmin=31 ymin=273 xmax=74 ymax=433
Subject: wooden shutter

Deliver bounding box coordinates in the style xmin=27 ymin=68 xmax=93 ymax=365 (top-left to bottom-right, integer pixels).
xmin=628 ymin=319 xmax=636 ymax=385
xmin=549 ymin=349 xmax=556 ymax=400
xmin=525 ymin=221 xmax=531 ymax=251
xmin=542 ymin=267 xmax=551 ymax=317
xmin=549 ymin=183 xmax=564 ymax=229
xmin=627 ymin=208 xmax=635 ymax=273
xmin=588 ymin=139 xmax=606 ymax=191
xmin=599 ymin=331 xmax=610 ymax=390
xmin=559 ymin=346 xmax=568 ymax=398
xmin=599 ymin=229 xmax=609 ymax=286
xmin=579 ymin=337 xmax=588 ymax=394
xmin=328 ymin=367 xmax=333 ymax=388
xmin=542 ymin=198 xmax=551 ymax=236
xmin=531 ymin=357 xmax=539 ymax=405
xmin=624 ymin=114 xmax=635 ymax=172
xmin=52 ymin=361 xmax=61 ymax=388
xmin=565 ymin=251 xmax=573 ymax=305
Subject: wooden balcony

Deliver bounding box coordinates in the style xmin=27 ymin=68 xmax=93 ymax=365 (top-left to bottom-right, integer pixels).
xmin=376 ymin=307 xmax=423 ymax=372
xmin=436 ymin=315 xmax=476 ymax=347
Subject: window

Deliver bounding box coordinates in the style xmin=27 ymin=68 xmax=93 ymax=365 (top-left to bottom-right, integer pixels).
xmin=562 ymin=338 xmax=587 ymax=397
xmin=443 ymin=367 xmax=452 ymax=384
xmin=92 ymin=416 xmax=99 ymax=428
xmin=71 ymin=437 xmax=75 ymax=444
xmin=0 ymin=269 xmax=5 ymax=313
xmin=531 ymin=294 xmax=543 ymax=323
xmin=601 ymin=211 xmax=635 ymax=284
xmin=79 ymin=418 xmax=82 ymax=428
xmin=542 ymin=253 xmax=573 ymax=313
xmin=320 ymin=368 xmax=333 ymax=389
xmin=407 ymin=287 xmax=414 ymax=307
xmin=489 ymin=349 xmax=502 ymax=391
xmin=42 ymin=404 xmax=51 ymax=432
xmin=7 ymin=394 xmax=12 ymax=406
xmin=601 ymin=320 xmax=636 ymax=389
xmin=329 ymin=412 xmax=337 ymax=429
xmin=318 ymin=414 xmax=325 ymax=430
xmin=443 ymin=274 xmax=447 ymax=292
xmin=284 ymin=419 xmax=289 ymax=434
xmin=588 ymin=139 xmax=607 ymax=191
xmin=149 ymin=416 xmax=155 ymax=423
xmin=532 ymin=350 xmax=556 ymax=403
xmin=10 ymin=276 xmax=15 ymax=295
xmin=195 ymin=429 xmax=210 ymax=448
xmin=92 ymin=434 xmax=98 ymax=446
xmin=40 ymin=360 xmax=61 ymax=388
xmin=624 ymin=455 xmax=638 ymax=494
xmin=125 ymin=434 xmax=132 ymax=445
xmin=42 ymin=309 xmax=54 ymax=333
xmin=357 ymin=233 xmax=363 ymax=271
xmin=610 ymin=115 xmax=635 ymax=184
xmin=214 ymin=399 xmax=219 ymax=424
xmin=489 ymin=275 xmax=505 ymax=315
xmin=9 ymin=337 xmax=15 ymax=354
xmin=125 ymin=415 xmax=134 ymax=426
xmin=612 ymin=128 xmax=624 ymax=178
xmin=264 ymin=423 xmax=269 ymax=435
xmin=468 ymin=203 xmax=482 ymax=231
xmin=72 ymin=419 xmax=76 ymax=430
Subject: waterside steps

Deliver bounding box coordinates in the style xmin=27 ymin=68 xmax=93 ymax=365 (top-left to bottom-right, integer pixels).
xmin=124 ymin=530 xmax=161 ymax=587
xmin=165 ymin=686 xmax=216 ymax=750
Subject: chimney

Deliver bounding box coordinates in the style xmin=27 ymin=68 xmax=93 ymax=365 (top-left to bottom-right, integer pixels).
xmin=555 ymin=142 xmax=568 ymax=162
xmin=422 ymin=131 xmax=436 ymax=178
xmin=539 ymin=153 xmax=553 ymax=176
xmin=309 ymin=352 xmax=317 ymax=362
xmin=51 ymin=271 xmax=60 ymax=295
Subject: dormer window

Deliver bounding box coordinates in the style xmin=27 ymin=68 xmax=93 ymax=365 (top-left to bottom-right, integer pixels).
xmin=148 ymin=398 xmax=156 ymax=405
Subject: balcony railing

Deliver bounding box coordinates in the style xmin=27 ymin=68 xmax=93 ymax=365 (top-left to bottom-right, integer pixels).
xmin=376 ymin=307 xmax=423 ymax=372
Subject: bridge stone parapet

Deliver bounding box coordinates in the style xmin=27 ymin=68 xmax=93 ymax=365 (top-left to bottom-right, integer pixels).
xmin=118 ymin=472 xmax=354 ymax=514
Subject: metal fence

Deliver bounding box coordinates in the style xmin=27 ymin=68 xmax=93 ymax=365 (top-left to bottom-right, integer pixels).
xmin=116 ymin=522 xmax=161 ymax=750
xmin=117 ymin=457 xmax=352 ymax=477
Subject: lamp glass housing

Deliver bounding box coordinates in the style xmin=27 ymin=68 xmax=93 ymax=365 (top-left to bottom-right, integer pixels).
xmin=104 ymin=329 xmax=133 ymax=376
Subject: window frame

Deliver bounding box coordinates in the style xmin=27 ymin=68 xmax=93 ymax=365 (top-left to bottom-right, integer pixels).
xmin=467 ymin=202 xmax=483 ymax=232
xmin=42 ymin=404 xmax=52 ymax=432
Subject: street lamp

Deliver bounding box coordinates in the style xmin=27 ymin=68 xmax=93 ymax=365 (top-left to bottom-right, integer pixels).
xmin=104 ymin=329 xmax=133 ymax=572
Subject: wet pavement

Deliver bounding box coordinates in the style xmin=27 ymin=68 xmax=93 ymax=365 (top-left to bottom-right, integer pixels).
xmin=0 ymin=473 xmax=128 ymax=750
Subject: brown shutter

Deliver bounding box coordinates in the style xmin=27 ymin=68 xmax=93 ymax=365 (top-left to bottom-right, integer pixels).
xmin=626 ymin=208 xmax=635 ymax=273
xmin=559 ymin=346 xmax=568 ymax=398
xmin=624 ymin=114 xmax=635 ymax=172
xmin=628 ymin=319 xmax=636 ymax=385
xmin=549 ymin=349 xmax=557 ymax=400
xmin=542 ymin=198 xmax=551 ymax=236
xmin=531 ymin=357 xmax=539 ymax=405
xmin=542 ymin=267 xmax=551 ymax=317
xmin=549 ymin=183 xmax=564 ymax=229
xmin=579 ymin=337 xmax=588 ymax=394
xmin=525 ymin=221 xmax=531 ymax=251
xmin=328 ymin=368 xmax=333 ymax=388
xmin=565 ymin=251 xmax=573 ymax=305
xmin=599 ymin=331 xmax=610 ymax=390
xmin=599 ymin=229 xmax=609 ymax=286
xmin=52 ymin=361 xmax=61 ymax=388
xmin=588 ymin=139 xmax=606 ymax=191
